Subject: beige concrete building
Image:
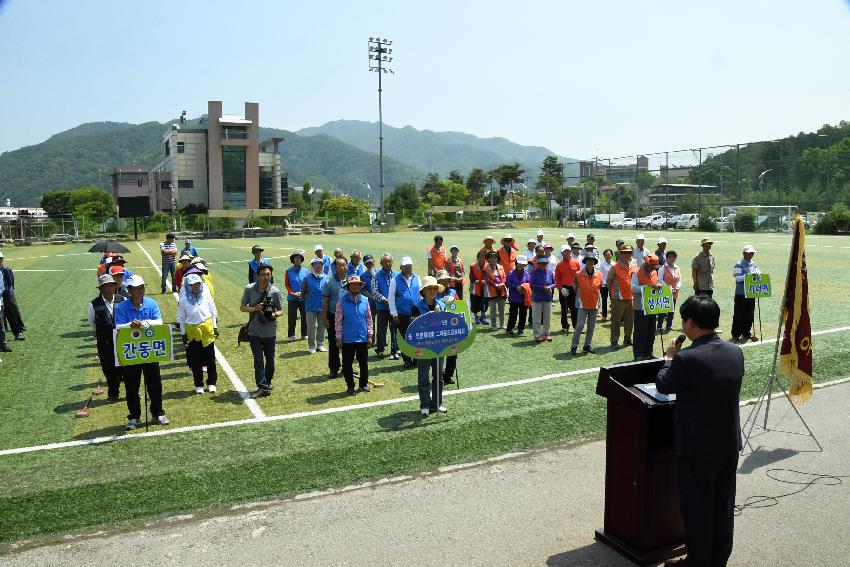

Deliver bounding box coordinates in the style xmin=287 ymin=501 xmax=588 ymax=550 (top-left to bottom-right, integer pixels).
xmin=114 ymin=101 xmax=285 ymax=213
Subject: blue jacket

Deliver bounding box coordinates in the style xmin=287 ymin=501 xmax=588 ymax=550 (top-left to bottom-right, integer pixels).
xmin=372 ymin=268 xmax=397 ymax=311
xmin=285 ymin=265 xmax=309 ymax=302
xmin=529 ymin=268 xmax=555 ymax=302
xmin=347 ymin=263 xmax=365 ymax=277
xmin=339 ymin=292 xmax=369 ymax=343
xmin=302 ymin=272 xmax=327 ymax=312
xmin=115 ymin=297 xmax=162 ymax=327
xmin=393 ymin=273 xmax=420 ymax=316
xmin=415 ymin=296 xmax=446 ymax=316
xmin=437 ymin=288 xmax=457 ymax=302
xmin=248 ymin=257 xmax=271 ymax=284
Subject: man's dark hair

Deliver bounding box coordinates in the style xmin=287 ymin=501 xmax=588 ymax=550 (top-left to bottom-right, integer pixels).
xmin=334 ymin=257 xmax=348 ymax=267
xmin=666 ymin=249 xmax=677 ymax=258
xmin=257 ymin=264 xmax=273 ymax=275
xmin=166 ymin=233 xmax=175 ymax=239
xmin=679 ymin=295 xmax=720 ymax=330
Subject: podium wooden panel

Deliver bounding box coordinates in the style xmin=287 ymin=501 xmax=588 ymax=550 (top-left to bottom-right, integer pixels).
xmin=594 ymin=359 xmax=685 ymax=565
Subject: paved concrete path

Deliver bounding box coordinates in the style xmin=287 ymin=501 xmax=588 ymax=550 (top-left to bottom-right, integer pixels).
xmin=5 ymin=382 xmax=849 ymax=566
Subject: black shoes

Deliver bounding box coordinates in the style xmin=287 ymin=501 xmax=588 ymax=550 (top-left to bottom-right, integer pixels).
xmin=583 ymin=345 xmax=595 ymax=354
xmin=250 ymin=389 xmax=271 ymax=398
xmin=346 ymin=387 xmax=356 ymax=396
xmin=443 ymin=376 xmax=455 ymax=385
xmin=14 ymin=333 xmax=24 ymax=341
xmin=0 ymin=344 xmax=11 ymax=352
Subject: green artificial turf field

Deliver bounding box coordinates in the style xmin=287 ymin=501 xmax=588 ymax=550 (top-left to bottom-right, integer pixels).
xmin=0 ymin=227 xmax=847 ymax=544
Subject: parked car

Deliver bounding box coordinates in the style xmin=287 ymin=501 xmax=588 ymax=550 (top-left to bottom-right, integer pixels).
xmin=638 ymin=214 xmax=664 ymax=229
xmin=50 ymin=233 xmax=74 ymax=241
xmin=675 ymin=213 xmax=699 ymax=229
xmin=650 ymin=216 xmax=667 ymax=230
xmin=622 ymin=218 xmax=637 ymax=229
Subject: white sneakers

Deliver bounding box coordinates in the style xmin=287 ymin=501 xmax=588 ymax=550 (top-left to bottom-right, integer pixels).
xmin=420 ymin=408 xmax=430 ymax=416
xmin=126 ymin=418 xmax=142 ymax=430
xmin=287 ymin=336 xmax=297 ymax=342
xmin=437 ymin=406 xmax=448 ymax=413
xmin=317 ymin=345 xmax=328 ymax=352
xmin=308 ymin=349 xmax=316 ymax=354
xmin=301 ymin=335 xmax=309 ymax=340
xmin=126 ymin=416 xmax=170 ymax=429
xmin=154 ymin=415 xmax=170 ymax=426
xmin=207 ymin=384 xmax=217 ymax=393
xmin=195 ymin=386 xmax=204 ymax=394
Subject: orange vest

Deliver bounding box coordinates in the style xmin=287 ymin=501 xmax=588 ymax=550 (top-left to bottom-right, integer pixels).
xmin=611 ymin=261 xmax=635 ymax=301
xmin=576 ymin=268 xmax=603 ymax=309
xmin=446 ymin=256 xmax=465 ymax=286
xmin=497 ymin=247 xmax=517 ymax=275
xmin=484 ymin=263 xmax=507 ymax=298
xmin=470 ymin=262 xmax=487 ymax=296
xmin=428 ymin=245 xmax=447 ymax=272
xmin=636 ymin=267 xmax=658 ymax=287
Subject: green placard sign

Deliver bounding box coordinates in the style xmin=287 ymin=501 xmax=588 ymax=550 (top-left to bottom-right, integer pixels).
xmin=398 ymin=299 xmax=476 ymax=360
xmin=744 ymin=273 xmax=771 ymax=298
xmin=642 ymin=285 xmax=674 ymax=315
xmin=113 ymin=324 xmax=174 ymax=366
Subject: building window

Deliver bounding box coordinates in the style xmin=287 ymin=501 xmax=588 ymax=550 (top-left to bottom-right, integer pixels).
xmin=177 ymin=141 xmax=185 ymax=154
xmin=222 ymin=146 xmax=247 ymax=209
xmin=221 ymin=126 xmax=248 ymax=140
xmin=164 ymin=140 xmax=170 ymax=156
xmin=177 ymin=179 xmax=194 ymax=189
xmin=161 ymin=181 xmax=171 ymax=190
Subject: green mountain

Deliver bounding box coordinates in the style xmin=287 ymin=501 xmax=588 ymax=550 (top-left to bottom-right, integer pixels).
xmin=296 ymin=120 xmax=579 ymax=179
xmin=0 ymin=121 xmax=425 ymax=206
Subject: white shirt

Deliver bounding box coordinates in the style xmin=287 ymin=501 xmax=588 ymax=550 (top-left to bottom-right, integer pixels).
xmin=176 ymin=286 xmax=218 ymax=326
xmin=87 ymin=294 xmax=115 ymax=330
xmin=599 ymin=260 xmax=613 ymax=288
xmin=388 ymin=272 xmax=414 ymax=317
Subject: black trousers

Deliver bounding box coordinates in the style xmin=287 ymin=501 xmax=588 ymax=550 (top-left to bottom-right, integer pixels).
xmin=186 ymin=340 xmax=218 ymax=388
xmin=600 ymin=287 xmax=609 ymax=318
xmin=375 ymin=309 xmax=398 ymax=354
xmin=325 ymin=315 xmax=341 ymax=372
xmin=287 ymin=300 xmax=306 ymax=338
xmin=96 ymin=335 xmax=123 ymax=398
xmin=633 ymin=310 xmax=658 ymax=359
xmin=677 ymin=454 xmax=738 ymax=567
xmin=443 ymin=355 xmax=457 ymax=382
xmin=2 ymin=291 xmax=25 ymax=335
xmin=506 ymin=301 xmax=527 ymax=332
xmin=122 ymin=362 xmax=163 ymax=420
xmin=731 ymin=295 xmax=756 ymax=339
xmin=452 ymin=283 xmax=464 ymax=300
xmin=559 ymin=288 xmax=578 ymax=330
xmin=396 ymin=313 xmax=413 ymax=364
xmin=342 ymin=342 xmax=369 ymax=388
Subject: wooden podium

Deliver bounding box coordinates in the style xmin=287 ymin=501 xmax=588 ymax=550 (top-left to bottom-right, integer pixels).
xmin=594 ymin=360 xmax=686 ymax=565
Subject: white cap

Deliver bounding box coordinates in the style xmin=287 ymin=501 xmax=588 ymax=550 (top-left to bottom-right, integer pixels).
xmin=126 ymin=275 xmax=146 ymax=288
xmin=657 ymin=237 xmax=667 ymax=244
xmin=310 ymin=256 xmax=324 ymax=265
xmin=527 ymin=237 xmax=536 ymax=244
xmin=0 ymin=251 xmax=4 ymax=258
xmin=184 ymin=273 xmax=202 ymax=286
xmin=566 ymin=232 xmax=575 ymax=239
xmin=635 ymin=233 xmax=646 ymax=240
xmin=516 ymin=255 xmax=528 ymax=265
xmin=314 ymin=244 xmax=324 ymax=251
xmin=536 ymin=229 xmax=545 ymax=236
xmin=743 ymin=245 xmax=757 ymax=253
xmin=400 ymin=256 xmax=413 ymax=266
xmin=559 ymin=244 xmax=571 ymax=254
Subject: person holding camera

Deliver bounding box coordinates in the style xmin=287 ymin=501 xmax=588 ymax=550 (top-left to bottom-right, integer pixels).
xmin=240 ymin=264 xmax=283 ymax=398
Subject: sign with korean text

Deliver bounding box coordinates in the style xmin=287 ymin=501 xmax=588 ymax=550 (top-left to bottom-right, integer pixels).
xmin=744 ymin=273 xmax=771 ymax=298
xmin=642 ymin=285 xmax=674 ymax=315
xmin=398 ymin=300 xmax=476 ymax=359
xmin=113 ymin=324 xmax=174 ymax=366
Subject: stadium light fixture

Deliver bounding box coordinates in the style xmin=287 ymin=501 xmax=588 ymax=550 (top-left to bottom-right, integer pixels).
xmin=367 ymin=36 xmax=395 ymax=226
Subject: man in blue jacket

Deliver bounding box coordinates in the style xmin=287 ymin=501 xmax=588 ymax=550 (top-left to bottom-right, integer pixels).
xmin=114 ymin=276 xmax=169 ymax=430
xmin=388 ymin=256 xmax=420 ymax=368
xmin=302 ymin=257 xmax=328 ymax=354
xmin=284 ymin=249 xmax=308 ymax=342
xmin=335 ymin=275 xmax=373 ymax=395
xmin=371 ymin=253 xmax=399 ymax=359
xmin=656 ymin=295 xmax=744 ymax=567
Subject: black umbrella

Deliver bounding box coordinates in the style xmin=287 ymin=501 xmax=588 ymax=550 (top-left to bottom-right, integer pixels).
xmin=88 ymin=241 xmax=131 ymax=254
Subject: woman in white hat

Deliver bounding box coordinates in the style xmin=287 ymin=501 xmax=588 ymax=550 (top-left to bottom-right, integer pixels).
xmin=177 ymin=273 xmax=219 ymax=394
xmin=414 ymin=276 xmax=447 ymax=415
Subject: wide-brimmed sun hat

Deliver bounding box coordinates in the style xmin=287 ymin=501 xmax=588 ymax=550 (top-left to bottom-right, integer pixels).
xmin=419 ymin=275 xmax=445 ymax=294
xmin=342 ymin=275 xmax=362 ymax=289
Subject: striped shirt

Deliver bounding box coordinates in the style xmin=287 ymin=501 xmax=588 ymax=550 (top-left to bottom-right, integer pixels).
xmin=160 ymin=241 xmax=178 ymax=264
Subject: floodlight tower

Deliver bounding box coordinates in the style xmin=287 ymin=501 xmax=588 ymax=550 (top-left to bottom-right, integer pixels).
xmin=368 ymin=36 xmax=394 ymax=225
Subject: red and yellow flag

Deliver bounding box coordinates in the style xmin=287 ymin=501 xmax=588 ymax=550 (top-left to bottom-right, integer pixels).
xmin=779 ymin=215 xmax=813 ymax=402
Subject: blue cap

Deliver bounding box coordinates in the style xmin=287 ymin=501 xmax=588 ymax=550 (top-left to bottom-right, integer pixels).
xmin=536 ymin=255 xmax=550 ymax=264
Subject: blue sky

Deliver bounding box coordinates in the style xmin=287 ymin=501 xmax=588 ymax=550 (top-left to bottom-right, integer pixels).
xmin=1 ymin=0 xmax=849 ymax=159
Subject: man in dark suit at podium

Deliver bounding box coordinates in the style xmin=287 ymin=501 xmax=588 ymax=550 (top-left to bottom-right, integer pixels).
xmin=656 ymin=295 xmax=744 ymax=567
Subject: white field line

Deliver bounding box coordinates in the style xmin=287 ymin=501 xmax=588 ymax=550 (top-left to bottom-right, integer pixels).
xmin=2 ymin=325 xmax=849 ymax=457
xmin=133 ymin=242 xmax=265 ymax=419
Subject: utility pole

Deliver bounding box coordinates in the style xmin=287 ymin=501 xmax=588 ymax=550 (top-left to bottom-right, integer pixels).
xmin=368 ymin=37 xmax=394 ymax=228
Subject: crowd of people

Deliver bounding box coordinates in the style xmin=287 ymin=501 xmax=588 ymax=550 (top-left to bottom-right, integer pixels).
xmin=82 ymin=229 xmax=763 ymax=429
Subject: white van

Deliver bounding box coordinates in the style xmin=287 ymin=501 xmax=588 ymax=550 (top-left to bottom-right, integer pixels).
xmin=676 ymin=213 xmax=699 ymax=229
